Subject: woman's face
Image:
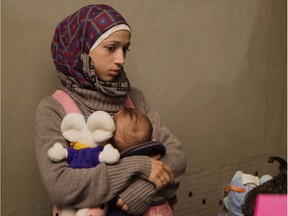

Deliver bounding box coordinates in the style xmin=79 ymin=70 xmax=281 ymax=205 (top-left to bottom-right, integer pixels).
xmin=89 ymin=30 xmax=131 ymax=82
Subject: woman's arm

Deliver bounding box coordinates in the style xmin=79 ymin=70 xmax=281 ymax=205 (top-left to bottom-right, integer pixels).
xmin=116 ymin=88 xmax=187 ymax=214
xmin=35 ymin=96 xmax=151 ymax=209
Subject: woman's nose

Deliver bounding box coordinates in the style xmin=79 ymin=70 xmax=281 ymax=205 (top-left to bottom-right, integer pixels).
xmin=115 ymin=49 xmax=125 ymax=65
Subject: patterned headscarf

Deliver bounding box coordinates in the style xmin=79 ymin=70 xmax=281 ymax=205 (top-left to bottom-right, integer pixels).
xmin=51 ymin=4 xmax=131 ymax=96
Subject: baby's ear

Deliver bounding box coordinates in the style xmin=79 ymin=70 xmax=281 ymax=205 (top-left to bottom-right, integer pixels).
xmin=61 ymin=113 xmax=86 ymax=142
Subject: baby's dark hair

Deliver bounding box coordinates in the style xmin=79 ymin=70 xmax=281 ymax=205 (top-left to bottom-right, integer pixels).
xmin=242 ymin=157 xmax=287 ymax=216
xmin=112 ymin=108 xmax=153 ymax=152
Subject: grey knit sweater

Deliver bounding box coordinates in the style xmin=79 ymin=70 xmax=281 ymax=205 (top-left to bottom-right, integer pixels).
xmin=35 ymin=87 xmax=187 ymax=215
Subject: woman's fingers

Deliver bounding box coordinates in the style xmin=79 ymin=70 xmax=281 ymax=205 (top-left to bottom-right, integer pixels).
xmin=150 ymin=154 xmax=161 ymax=160
xmin=163 ymin=163 xmax=174 ymax=182
xmin=116 ymin=198 xmax=130 ymax=212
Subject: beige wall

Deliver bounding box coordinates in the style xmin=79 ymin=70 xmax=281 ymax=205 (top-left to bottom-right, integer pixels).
xmin=2 ymin=0 xmax=286 ymax=215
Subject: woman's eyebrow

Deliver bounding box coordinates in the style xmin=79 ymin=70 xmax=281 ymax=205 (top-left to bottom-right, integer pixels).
xmin=103 ymin=41 xmax=130 ymax=46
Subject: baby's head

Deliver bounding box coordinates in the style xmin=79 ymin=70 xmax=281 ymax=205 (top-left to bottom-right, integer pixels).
xmin=112 ymin=108 xmax=153 ymax=152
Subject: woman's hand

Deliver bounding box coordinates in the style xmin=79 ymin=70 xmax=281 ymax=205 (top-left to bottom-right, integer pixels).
xmin=116 ymin=197 xmax=131 ymax=214
xmin=148 ymin=155 xmax=174 ymax=190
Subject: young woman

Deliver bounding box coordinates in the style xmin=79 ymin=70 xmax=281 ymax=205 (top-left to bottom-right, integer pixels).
xmin=35 ymin=4 xmax=186 ymax=215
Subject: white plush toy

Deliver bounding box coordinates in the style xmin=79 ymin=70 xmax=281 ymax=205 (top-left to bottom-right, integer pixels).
xmin=48 ymin=110 xmax=120 ymax=216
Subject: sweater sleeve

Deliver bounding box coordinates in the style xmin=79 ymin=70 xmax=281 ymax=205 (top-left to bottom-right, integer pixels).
xmin=117 ymin=88 xmax=187 ymax=214
xmin=35 ymin=96 xmax=151 ymax=208
xmin=118 ymin=179 xmax=155 ymax=215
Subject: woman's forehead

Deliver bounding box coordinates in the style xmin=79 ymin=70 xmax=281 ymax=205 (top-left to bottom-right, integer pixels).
xmin=102 ymin=30 xmax=131 ymax=43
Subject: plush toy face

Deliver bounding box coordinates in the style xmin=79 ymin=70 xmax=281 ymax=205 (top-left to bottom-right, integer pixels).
xmin=61 ymin=111 xmax=115 ymax=147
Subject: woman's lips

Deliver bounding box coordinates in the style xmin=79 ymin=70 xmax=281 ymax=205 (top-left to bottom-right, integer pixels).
xmin=109 ymin=70 xmax=120 ymax=76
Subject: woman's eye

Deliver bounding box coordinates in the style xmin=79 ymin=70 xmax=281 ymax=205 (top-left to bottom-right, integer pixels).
xmin=123 ymin=47 xmax=130 ymax=53
xmin=106 ymin=46 xmax=115 ymax=52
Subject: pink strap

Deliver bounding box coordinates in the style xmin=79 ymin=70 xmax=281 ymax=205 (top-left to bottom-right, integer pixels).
xmin=143 ymin=202 xmax=174 ymax=216
xmin=125 ymin=95 xmax=135 ymax=109
xmin=52 ymin=90 xmax=82 ymax=114
xmin=85 ymin=207 xmax=105 ymax=216
xmin=254 ymin=194 xmax=287 ymax=216
xmin=53 ymin=205 xmax=105 ymax=216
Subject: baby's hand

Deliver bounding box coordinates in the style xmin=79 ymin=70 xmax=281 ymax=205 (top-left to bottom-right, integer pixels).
xmin=47 ymin=143 xmax=68 ymax=162
xmin=99 ymin=144 xmax=120 ymax=164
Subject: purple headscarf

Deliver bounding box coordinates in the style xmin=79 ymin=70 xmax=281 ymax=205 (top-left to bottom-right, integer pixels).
xmin=51 ymin=4 xmax=131 ymax=92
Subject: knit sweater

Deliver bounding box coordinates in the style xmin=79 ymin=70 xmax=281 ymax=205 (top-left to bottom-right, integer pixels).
xmin=35 ymin=87 xmax=187 ymax=215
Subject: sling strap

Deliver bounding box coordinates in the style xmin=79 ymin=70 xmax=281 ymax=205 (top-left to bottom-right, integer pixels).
xmin=124 ymin=95 xmax=135 ymax=109
xmin=52 ymin=90 xmax=82 ymax=114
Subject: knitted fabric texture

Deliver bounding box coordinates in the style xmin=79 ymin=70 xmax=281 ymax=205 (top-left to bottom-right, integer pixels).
xmin=51 ymin=4 xmax=131 ymax=95
xmin=67 ymin=146 xmax=104 ymax=169
xmin=61 ymin=86 xmax=127 ymax=113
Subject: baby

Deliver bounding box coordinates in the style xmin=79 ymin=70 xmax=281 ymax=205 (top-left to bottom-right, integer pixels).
xmin=113 ymin=108 xmax=158 ymax=154
xmin=107 ymin=108 xmax=174 ymax=216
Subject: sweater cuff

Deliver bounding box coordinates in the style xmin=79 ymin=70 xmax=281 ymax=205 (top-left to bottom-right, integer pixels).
xmin=106 ymin=156 xmax=151 ymax=197
xmin=119 ymin=179 xmax=156 ymax=215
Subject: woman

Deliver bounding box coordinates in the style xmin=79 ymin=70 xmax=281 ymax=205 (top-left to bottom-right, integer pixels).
xmin=35 ymin=4 xmax=186 ymax=215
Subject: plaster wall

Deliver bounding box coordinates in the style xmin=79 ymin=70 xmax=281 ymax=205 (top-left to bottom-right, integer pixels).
xmin=2 ymin=0 xmax=286 ymax=215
